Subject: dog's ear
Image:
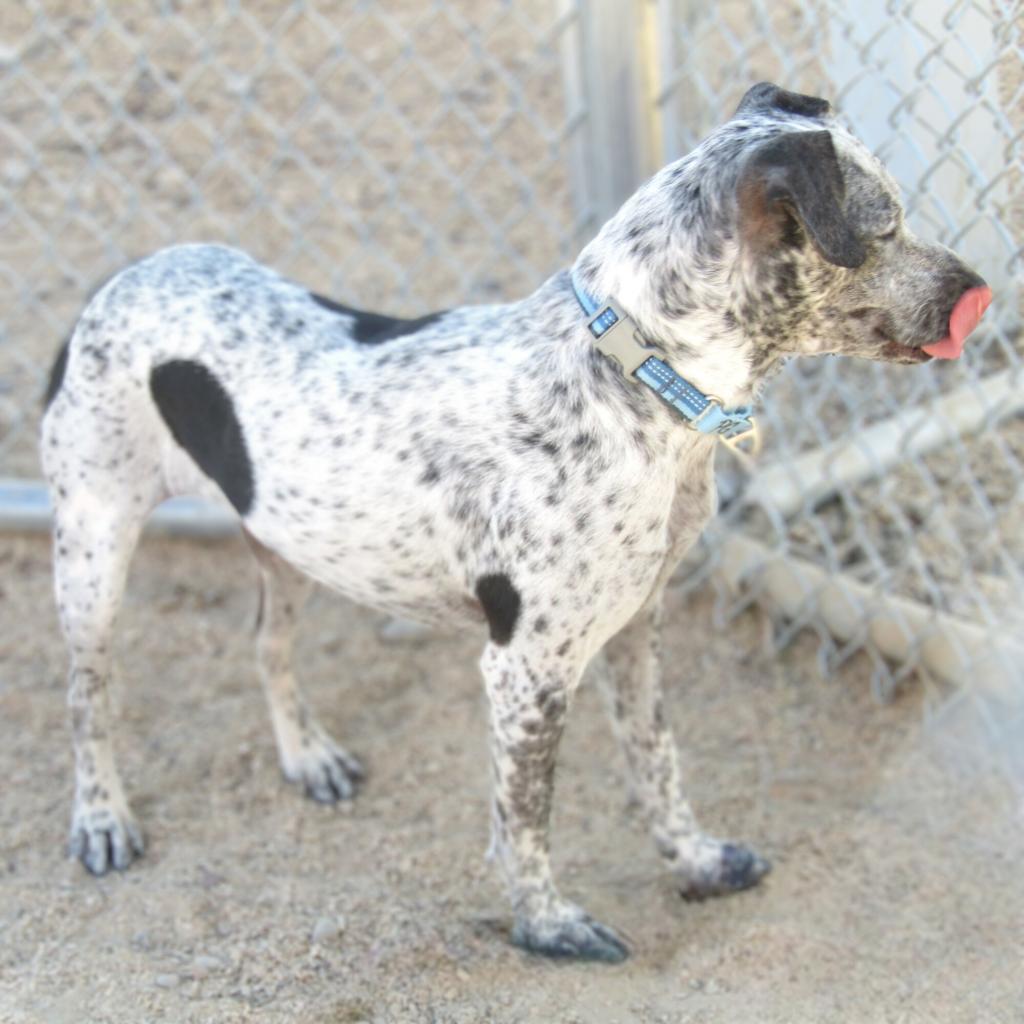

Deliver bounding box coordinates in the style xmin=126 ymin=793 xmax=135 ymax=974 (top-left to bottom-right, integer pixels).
xmin=735 ymin=82 xmax=832 ymax=120
xmin=737 ymin=130 xmax=866 ymax=269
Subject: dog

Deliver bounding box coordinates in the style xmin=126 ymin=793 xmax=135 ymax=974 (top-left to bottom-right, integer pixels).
xmin=40 ymin=83 xmax=991 ymax=962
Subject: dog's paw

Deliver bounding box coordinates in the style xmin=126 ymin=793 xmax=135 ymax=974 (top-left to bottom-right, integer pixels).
xmin=69 ymin=804 xmax=145 ymax=875
xmin=283 ymin=731 xmax=365 ymax=804
xmin=512 ymin=905 xmax=630 ymax=963
xmin=676 ymin=840 xmax=770 ymax=900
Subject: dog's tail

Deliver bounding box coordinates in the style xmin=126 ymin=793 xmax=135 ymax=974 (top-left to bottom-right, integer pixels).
xmin=43 ymin=270 xmax=122 ymax=411
xmin=43 ymin=336 xmax=71 ymax=411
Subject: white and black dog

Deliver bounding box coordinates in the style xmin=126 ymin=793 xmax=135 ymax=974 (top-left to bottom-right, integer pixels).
xmin=41 ymin=83 xmax=991 ymax=962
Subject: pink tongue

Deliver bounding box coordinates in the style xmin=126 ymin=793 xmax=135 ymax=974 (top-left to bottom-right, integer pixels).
xmin=922 ymin=285 xmax=992 ymax=360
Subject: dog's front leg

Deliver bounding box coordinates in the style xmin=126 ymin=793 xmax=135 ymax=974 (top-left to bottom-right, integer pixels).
xmin=481 ymin=642 xmax=629 ymax=963
xmin=600 ymin=593 xmax=770 ymax=899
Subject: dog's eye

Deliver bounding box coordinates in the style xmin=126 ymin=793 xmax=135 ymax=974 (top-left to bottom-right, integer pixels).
xmin=877 ymin=226 xmax=899 ymax=242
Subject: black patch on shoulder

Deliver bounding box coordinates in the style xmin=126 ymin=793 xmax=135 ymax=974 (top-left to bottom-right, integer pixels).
xmin=150 ymin=360 xmax=255 ymax=515
xmin=476 ymin=573 xmax=521 ymax=646
xmin=310 ymin=292 xmax=446 ymax=344
xmin=43 ymin=337 xmax=71 ymax=409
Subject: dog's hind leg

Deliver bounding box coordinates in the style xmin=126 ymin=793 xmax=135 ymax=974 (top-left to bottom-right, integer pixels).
xmin=47 ymin=478 xmax=158 ymax=874
xmin=481 ymin=639 xmax=629 ymax=963
xmin=245 ymin=535 xmax=364 ymax=803
xmin=599 ymin=596 xmax=771 ymax=899
xmin=42 ymin=338 xmax=171 ymax=874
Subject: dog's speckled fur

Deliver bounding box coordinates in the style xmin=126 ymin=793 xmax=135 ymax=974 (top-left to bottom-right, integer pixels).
xmin=41 ymin=84 xmax=986 ymax=962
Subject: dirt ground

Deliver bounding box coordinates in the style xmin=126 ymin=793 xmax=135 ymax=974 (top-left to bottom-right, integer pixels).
xmin=1 ymin=529 xmax=1022 ymax=1024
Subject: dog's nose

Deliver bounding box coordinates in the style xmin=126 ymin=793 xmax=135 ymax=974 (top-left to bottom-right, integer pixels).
xmin=922 ymin=284 xmax=992 ymax=360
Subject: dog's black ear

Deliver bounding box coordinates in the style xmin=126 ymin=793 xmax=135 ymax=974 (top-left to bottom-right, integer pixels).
xmin=735 ymin=82 xmax=832 ymax=120
xmin=737 ymin=130 xmax=866 ymax=269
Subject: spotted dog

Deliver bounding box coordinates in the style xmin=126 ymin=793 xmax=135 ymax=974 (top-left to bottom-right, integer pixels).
xmin=41 ymin=83 xmax=991 ymax=963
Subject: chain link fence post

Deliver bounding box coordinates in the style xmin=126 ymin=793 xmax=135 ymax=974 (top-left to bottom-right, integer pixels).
xmin=567 ymin=0 xmax=659 ymax=224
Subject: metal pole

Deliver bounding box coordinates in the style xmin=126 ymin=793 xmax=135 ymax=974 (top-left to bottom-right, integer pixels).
xmin=572 ymin=0 xmax=659 ymax=227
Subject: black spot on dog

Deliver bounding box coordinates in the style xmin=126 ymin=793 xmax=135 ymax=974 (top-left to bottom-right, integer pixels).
xmin=419 ymin=463 xmax=441 ymax=485
xmin=150 ymin=360 xmax=255 ymax=515
xmin=519 ymin=431 xmax=560 ymax=458
xmin=476 ymin=573 xmax=521 ymax=646
xmin=535 ymin=685 xmax=566 ymax=717
xmin=43 ymin=337 xmax=71 ymax=409
xmin=310 ymin=292 xmax=446 ymax=343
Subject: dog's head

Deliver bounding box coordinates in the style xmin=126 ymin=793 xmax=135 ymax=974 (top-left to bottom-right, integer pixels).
xmin=580 ymin=82 xmax=991 ymax=385
xmin=730 ymin=83 xmax=990 ymax=366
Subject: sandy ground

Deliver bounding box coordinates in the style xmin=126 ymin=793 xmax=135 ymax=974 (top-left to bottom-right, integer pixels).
xmin=1 ymin=530 xmax=1022 ymax=1023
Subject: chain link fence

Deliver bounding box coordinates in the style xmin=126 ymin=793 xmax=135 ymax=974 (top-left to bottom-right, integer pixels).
xmin=1 ymin=1 xmax=1021 ymax=772
xmin=650 ymin=0 xmax=1024 ymax=787
xmin=0 ymin=0 xmax=585 ymax=476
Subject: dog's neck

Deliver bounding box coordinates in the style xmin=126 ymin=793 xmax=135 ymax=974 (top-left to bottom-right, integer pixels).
xmin=570 ymin=252 xmax=761 ymax=412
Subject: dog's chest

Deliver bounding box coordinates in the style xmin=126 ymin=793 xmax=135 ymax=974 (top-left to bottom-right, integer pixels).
xmin=665 ymin=441 xmax=718 ymax=554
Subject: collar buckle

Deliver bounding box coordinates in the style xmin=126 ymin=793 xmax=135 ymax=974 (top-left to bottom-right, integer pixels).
xmin=586 ymin=299 xmax=659 ymax=376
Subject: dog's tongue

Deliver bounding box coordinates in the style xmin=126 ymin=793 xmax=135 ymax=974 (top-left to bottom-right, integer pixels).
xmin=922 ymin=285 xmax=992 ymax=360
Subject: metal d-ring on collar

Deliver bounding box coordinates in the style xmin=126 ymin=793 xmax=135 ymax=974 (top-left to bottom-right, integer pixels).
xmin=570 ymin=268 xmax=760 ymax=452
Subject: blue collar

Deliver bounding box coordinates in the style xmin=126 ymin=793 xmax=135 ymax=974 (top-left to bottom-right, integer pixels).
xmin=570 ymin=269 xmax=758 ymax=447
